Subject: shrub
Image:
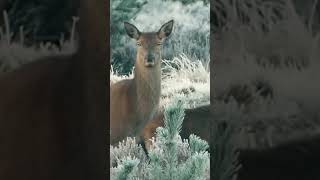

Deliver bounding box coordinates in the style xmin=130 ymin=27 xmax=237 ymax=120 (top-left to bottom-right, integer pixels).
xmin=110 ymin=99 xmax=210 ymax=180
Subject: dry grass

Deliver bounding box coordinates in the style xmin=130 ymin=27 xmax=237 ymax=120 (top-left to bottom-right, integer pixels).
xmin=212 ymin=0 xmax=320 ymax=149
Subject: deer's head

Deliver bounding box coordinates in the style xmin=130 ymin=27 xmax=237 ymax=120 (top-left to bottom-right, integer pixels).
xmin=124 ymin=20 xmax=174 ymax=68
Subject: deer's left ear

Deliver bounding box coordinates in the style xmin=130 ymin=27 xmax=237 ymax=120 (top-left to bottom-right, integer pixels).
xmin=124 ymin=22 xmax=141 ymax=40
xmin=157 ymin=20 xmax=174 ymax=39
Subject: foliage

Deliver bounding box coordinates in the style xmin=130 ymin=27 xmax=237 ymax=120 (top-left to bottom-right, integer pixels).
xmin=169 ymin=0 xmax=209 ymax=5
xmin=0 ymin=12 xmax=75 ymax=72
xmin=111 ymin=157 xmax=140 ymax=180
xmin=6 ymin=0 xmax=77 ymax=43
xmin=110 ymin=99 xmax=210 ymax=179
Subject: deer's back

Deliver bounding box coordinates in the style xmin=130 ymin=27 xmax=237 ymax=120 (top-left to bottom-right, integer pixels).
xmin=0 ymin=55 xmax=89 ymax=179
xmin=141 ymin=105 xmax=211 ymax=149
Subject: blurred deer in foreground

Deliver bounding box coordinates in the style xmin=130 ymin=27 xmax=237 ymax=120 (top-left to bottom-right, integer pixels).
xmin=110 ymin=20 xmax=174 ymax=144
xmin=0 ymin=0 xmax=107 ymax=179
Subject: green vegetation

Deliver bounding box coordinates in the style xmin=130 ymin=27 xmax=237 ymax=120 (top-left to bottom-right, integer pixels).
xmin=111 ymin=99 xmax=210 ymax=179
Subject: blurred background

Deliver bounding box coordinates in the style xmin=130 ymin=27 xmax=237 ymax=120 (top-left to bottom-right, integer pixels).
xmin=212 ymin=0 xmax=320 ymax=149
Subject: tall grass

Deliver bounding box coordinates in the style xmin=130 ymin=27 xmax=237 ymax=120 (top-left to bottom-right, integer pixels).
xmin=0 ymin=11 xmax=76 ymax=72
xmin=213 ymin=0 xmax=320 ymax=148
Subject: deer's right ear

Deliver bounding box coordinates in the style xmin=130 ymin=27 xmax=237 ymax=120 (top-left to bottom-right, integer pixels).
xmin=124 ymin=22 xmax=140 ymax=40
xmin=157 ymin=20 xmax=174 ymax=39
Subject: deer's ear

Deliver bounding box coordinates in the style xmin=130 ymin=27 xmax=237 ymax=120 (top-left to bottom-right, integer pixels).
xmin=158 ymin=20 xmax=174 ymax=39
xmin=124 ymin=22 xmax=140 ymax=40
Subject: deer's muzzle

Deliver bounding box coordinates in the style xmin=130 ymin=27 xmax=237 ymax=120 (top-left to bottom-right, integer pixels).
xmin=145 ymin=53 xmax=155 ymax=67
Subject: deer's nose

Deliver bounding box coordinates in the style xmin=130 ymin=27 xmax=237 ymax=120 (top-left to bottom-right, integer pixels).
xmin=146 ymin=53 xmax=155 ymax=63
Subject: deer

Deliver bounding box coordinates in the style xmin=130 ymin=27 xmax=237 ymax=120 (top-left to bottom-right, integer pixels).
xmin=110 ymin=20 xmax=174 ymax=145
xmin=140 ymin=104 xmax=320 ymax=180
xmin=0 ymin=0 xmax=107 ymax=179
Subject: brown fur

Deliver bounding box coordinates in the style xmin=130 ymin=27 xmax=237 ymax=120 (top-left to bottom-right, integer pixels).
xmin=141 ymin=105 xmax=211 ymax=149
xmin=0 ymin=0 xmax=108 ymax=179
xmin=110 ymin=21 xmax=173 ymax=144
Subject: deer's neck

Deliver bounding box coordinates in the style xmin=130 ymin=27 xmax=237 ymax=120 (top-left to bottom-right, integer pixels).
xmin=133 ymin=60 xmax=161 ymax=115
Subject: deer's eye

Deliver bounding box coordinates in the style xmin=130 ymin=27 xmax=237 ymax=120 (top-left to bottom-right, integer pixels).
xmin=137 ymin=42 xmax=142 ymax=46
